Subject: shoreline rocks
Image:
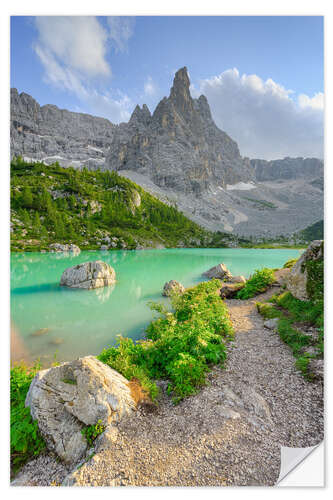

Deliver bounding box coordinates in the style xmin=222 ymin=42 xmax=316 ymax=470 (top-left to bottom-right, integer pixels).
xmin=50 ymin=243 xmax=81 ymax=255
xmin=60 ymin=261 xmax=116 ymax=289
xmin=25 ymin=356 xmax=137 ymax=465
xmin=202 ymin=263 xmax=232 ymax=281
xmin=162 ymin=280 xmax=185 ymax=297
xmin=285 ymin=240 xmax=323 ymax=301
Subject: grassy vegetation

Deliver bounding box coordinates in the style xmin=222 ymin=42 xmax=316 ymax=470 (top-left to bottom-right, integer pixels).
xmin=236 ymin=268 xmax=275 ymax=299
xmin=81 ymin=420 xmax=105 ymax=447
xmin=298 ymin=220 xmax=323 ymax=242
xmin=10 ymin=362 xmax=46 ymax=476
xmin=10 ymin=158 xmax=211 ymax=252
xmin=257 ymin=291 xmax=323 ymax=378
xmin=283 ymin=258 xmax=298 ymax=269
xmin=98 ymin=279 xmax=234 ymax=403
xmin=242 ymin=197 xmax=277 ymax=209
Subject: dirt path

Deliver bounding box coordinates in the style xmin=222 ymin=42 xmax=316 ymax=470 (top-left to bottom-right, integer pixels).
xmin=13 ymin=285 xmax=324 ymax=487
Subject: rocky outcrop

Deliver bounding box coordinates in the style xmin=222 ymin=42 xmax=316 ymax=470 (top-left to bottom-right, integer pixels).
xmin=228 ymin=275 xmax=246 ymax=284
xmin=202 ymin=263 xmax=232 ymax=281
xmin=162 ymin=280 xmax=185 ymax=297
xmin=105 ymin=67 xmax=253 ymax=196
xmin=285 ymin=240 xmax=323 ymax=301
xmin=60 ymin=261 xmax=116 ymax=289
xmin=50 ymin=243 xmax=81 ymax=254
xmin=25 ymin=356 xmax=136 ymax=464
xmin=219 ymin=283 xmax=244 ymax=299
xmin=11 ymin=88 xmax=115 ymax=169
xmin=251 ymin=157 xmax=324 ymax=182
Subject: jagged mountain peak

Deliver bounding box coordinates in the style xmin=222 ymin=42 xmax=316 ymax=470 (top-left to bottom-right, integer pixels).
xmin=129 ymin=104 xmax=151 ymax=126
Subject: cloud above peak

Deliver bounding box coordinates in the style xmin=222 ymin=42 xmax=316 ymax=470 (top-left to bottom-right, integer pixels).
xmin=33 ymin=16 xmax=134 ymax=123
xmin=34 ymin=17 xmax=111 ymax=79
xmin=194 ymin=68 xmax=323 ymax=160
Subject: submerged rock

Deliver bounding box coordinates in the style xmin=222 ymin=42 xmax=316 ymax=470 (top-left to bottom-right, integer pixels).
xmin=202 ymin=263 xmax=232 ymax=281
xmin=60 ymin=260 xmax=116 ymax=289
xmin=162 ymin=280 xmax=185 ymax=297
xmin=285 ymin=240 xmax=323 ymax=301
xmin=25 ymin=356 xmax=137 ymax=464
xmin=31 ymin=327 xmax=49 ymax=337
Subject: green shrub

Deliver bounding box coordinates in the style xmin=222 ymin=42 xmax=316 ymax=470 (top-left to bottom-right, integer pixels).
xmin=81 ymin=420 xmax=105 ymax=447
xmin=99 ymin=279 xmax=233 ymax=402
xmin=10 ymin=362 xmax=46 ymax=476
xmin=283 ymin=258 xmax=298 ymax=269
xmin=237 ymin=268 xmax=275 ymax=299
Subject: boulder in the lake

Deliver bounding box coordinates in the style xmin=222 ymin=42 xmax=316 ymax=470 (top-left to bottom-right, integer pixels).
xmin=162 ymin=280 xmax=185 ymax=297
xmin=60 ymin=260 xmax=116 ymax=289
xmin=285 ymin=240 xmax=323 ymax=301
xmin=50 ymin=243 xmax=81 ymax=255
xmin=25 ymin=356 xmax=137 ymax=464
xmin=202 ymin=263 xmax=232 ymax=281
xmin=220 ymin=283 xmax=244 ymax=299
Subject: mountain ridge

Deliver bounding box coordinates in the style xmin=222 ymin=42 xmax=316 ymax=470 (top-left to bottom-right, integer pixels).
xmin=10 ymin=67 xmax=323 ymax=237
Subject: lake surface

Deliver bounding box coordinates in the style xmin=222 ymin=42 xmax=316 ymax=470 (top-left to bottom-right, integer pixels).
xmin=11 ymin=248 xmax=302 ymax=365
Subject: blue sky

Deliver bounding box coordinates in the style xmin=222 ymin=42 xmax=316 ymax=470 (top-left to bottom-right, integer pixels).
xmin=10 ymin=16 xmax=324 ymax=159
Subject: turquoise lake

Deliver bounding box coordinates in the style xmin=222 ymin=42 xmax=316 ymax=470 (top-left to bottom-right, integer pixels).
xmin=11 ymin=248 xmax=302 ymax=365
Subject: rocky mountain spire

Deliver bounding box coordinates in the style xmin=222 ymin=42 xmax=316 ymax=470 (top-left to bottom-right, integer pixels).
xmin=169 ymin=66 xmax=194 ymax=117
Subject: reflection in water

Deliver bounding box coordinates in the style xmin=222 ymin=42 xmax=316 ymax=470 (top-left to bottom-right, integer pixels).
xmin=11 ymin=248 xmax=302 ymax=365
xmin=94 ymin=284 xmax=115 ymax=303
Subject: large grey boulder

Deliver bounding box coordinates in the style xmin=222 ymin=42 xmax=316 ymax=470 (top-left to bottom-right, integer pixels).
xmin=285 ymin=240 xmax=323 ymax=301
xmin=202 ymin=263 xmax=232 ymax=281
xmin=60 ymin=260 xmax=116 ymax=289
xmin=162 ymin=280 xmax=185 ymax=297
xmin=25 ymin=356 xmax=136 ymax=464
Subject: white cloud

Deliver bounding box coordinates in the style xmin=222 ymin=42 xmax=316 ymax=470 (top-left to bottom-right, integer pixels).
xmin=33 ymin=16 xmax=134 ymax=123
xmin=107 ymin=17 xmax=135 ymax=53
xmin=144 ymin=76 xmax=157 ymax=97
xmin=34 ymin=16 xmax=110 ymax=78
xmin=298 ymin=92 xmax=324 ymax=110
xmin=194 ymin=68 xmax=323 ymax=160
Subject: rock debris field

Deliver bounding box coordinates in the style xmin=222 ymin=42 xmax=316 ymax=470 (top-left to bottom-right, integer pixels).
xmin=13 ymin=285 xmax=324 ymax=487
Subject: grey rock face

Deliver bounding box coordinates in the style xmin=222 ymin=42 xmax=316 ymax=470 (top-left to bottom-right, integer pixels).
xmin=202 ymin=263 xmax=232 ymax=280
xmin=60 ymin=260 xmax=116 ymax=289
xmin=251 ymin=157 xmax=324 ymax=182
xmin=11 ymin=88 xmax=115 ymax=169
xmin=162 ymin=280 xmax=185 ymax=297
xmin=105 ymin=67 xmax=253 ymax=196
xmin=285 ymin=240 xmax=323 ymax=300
xmin=25 ymin=356 xmax=136 ymax=464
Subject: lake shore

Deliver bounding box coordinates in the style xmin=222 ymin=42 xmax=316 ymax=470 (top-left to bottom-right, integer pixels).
xmin=12 ymin=277 xmax=323 ymax=486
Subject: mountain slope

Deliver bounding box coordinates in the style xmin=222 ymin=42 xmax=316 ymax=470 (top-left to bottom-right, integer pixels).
xmin=10 ymin=159 xmax=212 ymax=252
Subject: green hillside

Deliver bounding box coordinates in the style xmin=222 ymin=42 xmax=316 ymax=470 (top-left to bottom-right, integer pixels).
xmin=298 ymin=220 xmax=324 ymax=242
xmin=10 ymin=158 xmax=212 ymax=252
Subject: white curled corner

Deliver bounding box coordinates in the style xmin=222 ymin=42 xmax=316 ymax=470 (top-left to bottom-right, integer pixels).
xmin=276 ymin=442 xmax=324 ymax=486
